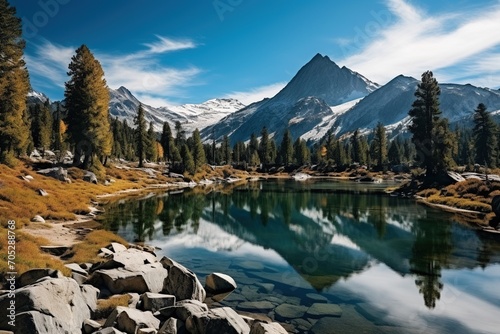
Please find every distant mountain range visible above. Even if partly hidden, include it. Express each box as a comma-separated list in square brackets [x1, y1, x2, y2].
[108, 86, 245, 133]
[202, 54, 500, 144]
[29, 53, 500, 143]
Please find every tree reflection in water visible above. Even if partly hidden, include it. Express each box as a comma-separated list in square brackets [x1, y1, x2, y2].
[100, 180, 500, 310]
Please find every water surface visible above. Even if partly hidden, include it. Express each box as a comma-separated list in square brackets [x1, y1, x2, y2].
[101, 179, 500, 334]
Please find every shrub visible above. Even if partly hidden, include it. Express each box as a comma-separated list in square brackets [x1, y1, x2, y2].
[427, 196, 491, 213]
[417, 188, 440, 198]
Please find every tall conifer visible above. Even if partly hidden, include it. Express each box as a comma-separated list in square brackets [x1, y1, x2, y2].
[0, 0, 30, 164]
[65, 45, 112, 168]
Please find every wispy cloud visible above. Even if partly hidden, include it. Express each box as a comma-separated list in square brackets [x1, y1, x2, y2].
[225, 82, 287, 105]
[339, 0, 500, 88]
[26, 36, 201, 107]
[144, 35, 196, 54]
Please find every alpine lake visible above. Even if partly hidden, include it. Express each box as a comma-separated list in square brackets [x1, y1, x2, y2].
[99, 179, 500, 334]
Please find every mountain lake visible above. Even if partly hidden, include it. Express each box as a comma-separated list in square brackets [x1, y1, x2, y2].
[99, 179, 500, 334]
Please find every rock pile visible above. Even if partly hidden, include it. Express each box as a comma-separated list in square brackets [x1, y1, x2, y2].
[0, 243, 288, 334]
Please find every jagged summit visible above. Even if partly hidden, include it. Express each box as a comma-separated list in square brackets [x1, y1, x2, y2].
[272, 53, 379, 106]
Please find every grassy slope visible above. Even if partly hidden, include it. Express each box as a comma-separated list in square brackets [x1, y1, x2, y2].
[0, 159, 254, 277]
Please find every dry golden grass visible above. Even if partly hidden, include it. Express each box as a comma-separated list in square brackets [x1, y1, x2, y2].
[67, 230, 128, 264]
[95, 294, 131, 319]
[0, 228, 71, 276]
[426, 195, 492, 213]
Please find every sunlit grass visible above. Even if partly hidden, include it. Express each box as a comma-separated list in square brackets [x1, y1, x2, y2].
[0, 228, 71, 276]
[95, 294, 132, 319]
[67, 230, 128, 264]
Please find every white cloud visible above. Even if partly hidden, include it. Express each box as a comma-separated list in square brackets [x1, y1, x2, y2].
[144, 35, 196, 54]
[339, 0, 500, 87]
[225, 82, 287, 105]
[26, 36, 200, 104]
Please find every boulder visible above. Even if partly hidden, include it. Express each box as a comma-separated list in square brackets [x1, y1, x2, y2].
[95, 248, 157, 271]
[88, 263, 168, 294]
[37, 188, 49, 196]
[72, 272, 88, 286]
[17, 268, 63, 288]
[205, 273, 237, 301]
[158, 317, 178, 334]
[160, 257, 206, 302]
[186, 307, 250, 334]
[137, 329, 158, 334]
[31, 215, 45, 223]
[237, 301, 275, 313]
[3, 311, 68, 333]
[83, 319, 102, 334]
[84, 171, 98, 184]
[105, 307, 160, 334]
[95, 328, 126, 334]
[37, 167, 69, 182]
[156, 299, 209, 322]
[0, 277, 91, 333]
[81, 284, 100, 313]
[108, 242, 128, 253]
[40, 245, 69, 256]
[140, 292, 176, 312]
[65, 263, 89, 276]
[250, 322, 288, 334]
[492, 195, 500, 217]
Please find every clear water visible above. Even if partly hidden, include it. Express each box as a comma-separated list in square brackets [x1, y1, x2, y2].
[100, 179, 500, 334]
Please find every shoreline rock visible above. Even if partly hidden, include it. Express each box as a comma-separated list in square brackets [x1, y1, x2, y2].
[0, 243, 289, 334]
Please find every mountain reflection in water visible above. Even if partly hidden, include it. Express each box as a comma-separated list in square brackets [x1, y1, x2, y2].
[101, 179, 500, 333]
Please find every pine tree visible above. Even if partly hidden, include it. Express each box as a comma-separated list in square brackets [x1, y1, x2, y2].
[388, 140, 402, 166]
[249, 133, 259, 161]
[371, 123, 388, 170]
[0, 0, 30, 164]
[221, 135, 231, 165]
[160, 122, 173, 162]
[146, 122, 158, 162]
[278, 130, 294, 166]
[350, 129, 364, 164]
[29, 101, 53, 157]
[134, 104, 147, 167]
[473, 103, 497, 167]
[408, 71, 453, 176]
[181, 144, 195, 174]
[192, 128, 206, 170]
[174, 121, 185, 147]
[258, 127, 272, 166]
[65, 44, 112, 168]
[294, 137, 310, 166]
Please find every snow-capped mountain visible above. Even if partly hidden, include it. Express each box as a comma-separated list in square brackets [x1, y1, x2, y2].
[202, 52, 500, 144]
[108, 86, 245, 133]
[27, 90, 49, 104]
[201, 53, 380, 143]
[330, 75, 500, 137]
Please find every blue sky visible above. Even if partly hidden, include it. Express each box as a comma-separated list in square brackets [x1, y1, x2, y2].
[11, 0, 500, 106]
